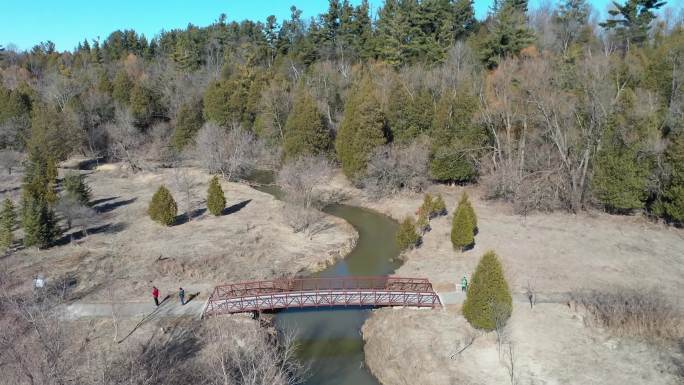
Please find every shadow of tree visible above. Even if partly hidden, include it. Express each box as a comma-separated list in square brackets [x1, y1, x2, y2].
[174, 208, 208, 225]
[95, 197, 137, 213]
[53, 222, 128, 246]
[90, 196, 119, 206]
[223, 199, 252, 215]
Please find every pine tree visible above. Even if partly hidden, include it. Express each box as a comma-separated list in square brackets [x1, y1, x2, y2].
[459, 192, 478, 231]
[660, 133, 684, 224]
[387, 85, 433, 143]
[173, 100, 204, 150]
[0, 198, 16, 250]
[599, 0, 666, 48]
[283, 88, 331, 158]
[432, 194, 447, 217]
[111, 70, 133, 105]
[462, 250, 512, 330]
[479, 0, 535, 68]
[451, 197, 475, 250]
[207, 176, 226, 216]
[396, 216, 420, 250]
[335, 76, 387, 180]
[419, 193, 434, 218]
[148, 185, 178, 226]
[416, 210, 430, 234]
[62, 171, 92, 205]
[22, 196, 58, 249]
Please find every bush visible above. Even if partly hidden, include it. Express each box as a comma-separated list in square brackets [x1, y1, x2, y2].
[416, 210, 430, 234]
[569, 288, 681, 342]
[396, 216, 420, 251]
[0, 198, 16, 250]
[62, 171, 92, 205]
[462, 251, 512, 330]
[432, 194, 447, 216]
[148, 185, 178, 226]
[207, 176, 226, 216]
[419, 193, 434, 218]
[22, 197, 58, 248]
[459, 192, 477, 231]
[362, 141, 429, 197]
[451, 199, 474, 250]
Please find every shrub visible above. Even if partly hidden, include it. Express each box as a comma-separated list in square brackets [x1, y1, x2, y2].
[416, 210, 430, 234]
[451, 201, 474, 250]
[462, 251, 512, 330]
[362, 141, 429, 197]
[396, 216, 420, 251]
[207, 176, 226, 216]
[420, 193, 434, 218]
[62, 171, 92, 205]
[148, 185, 178, 226]
[432, 194, 447, 216]
[0, 198, 16, 250]
[569, 288, 681, 342]
[459, 192, 477, 231]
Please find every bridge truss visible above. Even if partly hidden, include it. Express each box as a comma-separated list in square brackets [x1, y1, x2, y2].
[203, 276, 441, 317]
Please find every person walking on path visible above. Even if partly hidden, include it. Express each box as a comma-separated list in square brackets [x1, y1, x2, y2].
[179, 287, 185, 305]
[152, 286, 160, 306]
[460, 275, 468, 292]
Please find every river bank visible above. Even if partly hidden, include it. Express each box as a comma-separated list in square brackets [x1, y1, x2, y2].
[325, 173, 684, 385]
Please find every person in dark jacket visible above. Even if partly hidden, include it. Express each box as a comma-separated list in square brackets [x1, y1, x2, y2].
[179, 287, 185, 305]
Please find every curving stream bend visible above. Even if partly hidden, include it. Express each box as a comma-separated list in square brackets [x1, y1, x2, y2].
[252, 172, 402, 385]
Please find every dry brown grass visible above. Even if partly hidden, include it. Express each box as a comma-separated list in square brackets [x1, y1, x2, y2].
[570, 288, 683, 342]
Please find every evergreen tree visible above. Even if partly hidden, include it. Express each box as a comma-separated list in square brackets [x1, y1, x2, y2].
[173, 100, 204, 150]
[62, 171, 92, 205]
[451, 196, 475, 250]
[600, 0, 666, 48]
[335, 76, 387, 180]
[396, 216, 420, 250]
[111, 70, 133, 105]
[207, 176, 226, 216]
[460, 192, 478, 231]
[659, 133, 684, 224]
[554, 0, 591, 49]
[0, 198, 16, 250]
[430, 91, 483, 183]
[479, 0, 535, 68]
[148, 185, 178, 226]
[419, 193, 434, 218]
[416, 210, 430, 234]
[22, 196, 58, 249]
[387, 85, 433, 143]
[283, 88, 332, 158]
[462, 250, 512, 330]
[129, 83, 162, 127]
[432, 194, 447, 216]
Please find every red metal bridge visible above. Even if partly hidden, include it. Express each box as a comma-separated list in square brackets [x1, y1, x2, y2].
[203, 276, 441, 317]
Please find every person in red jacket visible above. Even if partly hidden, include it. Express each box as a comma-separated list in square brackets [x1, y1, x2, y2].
[152, 286, 160, 306]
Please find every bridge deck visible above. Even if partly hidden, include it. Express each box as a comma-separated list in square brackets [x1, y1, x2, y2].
[204, 276, 441, 317]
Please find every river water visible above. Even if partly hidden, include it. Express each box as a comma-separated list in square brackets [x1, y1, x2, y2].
[252, 173, 401, 385]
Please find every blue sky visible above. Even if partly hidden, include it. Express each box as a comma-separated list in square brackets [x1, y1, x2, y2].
[0, 0, 629, 51]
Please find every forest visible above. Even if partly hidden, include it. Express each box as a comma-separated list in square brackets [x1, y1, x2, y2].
[1, 0, 683, 248]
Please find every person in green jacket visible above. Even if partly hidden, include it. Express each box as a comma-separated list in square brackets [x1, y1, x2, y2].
[460, 275, 468, 292]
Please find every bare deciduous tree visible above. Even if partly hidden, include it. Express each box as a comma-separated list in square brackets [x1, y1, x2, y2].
[195, 123, 259, 181]
[203, 320, 307, 385]
[105, 108, 147, 172]
[277, 155, 334, 233]
[173, 167, 198, 221]
[362, 141, 429, 198]
[0, 149, 23, 175]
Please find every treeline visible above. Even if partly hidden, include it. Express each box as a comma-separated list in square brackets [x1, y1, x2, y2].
[0, 0, 683, 225]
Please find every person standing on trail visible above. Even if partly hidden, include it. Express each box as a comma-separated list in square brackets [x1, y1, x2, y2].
[461, 275, 468, 292]
[179, 287, 185, 305]
[152, 286, 160, 306]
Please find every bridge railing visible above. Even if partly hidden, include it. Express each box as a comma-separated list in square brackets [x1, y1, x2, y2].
[203, 276, 440, 317]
